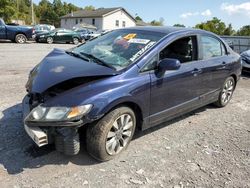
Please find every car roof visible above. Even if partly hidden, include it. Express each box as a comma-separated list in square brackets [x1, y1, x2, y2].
[123, 26, 208, 35]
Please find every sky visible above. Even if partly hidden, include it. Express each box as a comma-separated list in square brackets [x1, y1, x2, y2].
[33, 0, 250, 30]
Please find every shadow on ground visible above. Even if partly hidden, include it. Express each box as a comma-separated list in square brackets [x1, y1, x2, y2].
[0, 102, 215, 175]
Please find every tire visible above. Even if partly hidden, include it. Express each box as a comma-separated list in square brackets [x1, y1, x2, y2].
[47, 37, 53, 44]
[63, 133, 80, 156]
[73, 37, 79, 45]
[15, 34, 27, 43]
[55, 135, 64, 153]
[214, 76, 235, 107]
[86, 107, 136, 161]
[55, 131, 80, 156]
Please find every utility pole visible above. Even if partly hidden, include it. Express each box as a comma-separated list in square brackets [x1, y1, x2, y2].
[31, 0, 35, 25]
[16, 0, 19, 22]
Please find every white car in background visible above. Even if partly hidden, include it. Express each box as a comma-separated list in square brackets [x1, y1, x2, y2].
[240, 50, 250, 71]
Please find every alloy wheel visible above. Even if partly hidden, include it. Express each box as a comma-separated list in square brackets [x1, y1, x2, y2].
[47, 37, 53, 44]
[106, 114, 134, 155]
[221, 79, 234, 104]
[16, 35, 26, 43]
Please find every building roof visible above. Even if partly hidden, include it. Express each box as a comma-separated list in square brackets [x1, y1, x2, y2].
[136, 20, 149, 26]
[61, 7, 136, 22]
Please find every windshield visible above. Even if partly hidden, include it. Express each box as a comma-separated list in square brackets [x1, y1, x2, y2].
[73, 29, 165, 70]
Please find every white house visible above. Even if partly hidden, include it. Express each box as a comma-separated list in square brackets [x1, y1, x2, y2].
[60, 7, 136, 30]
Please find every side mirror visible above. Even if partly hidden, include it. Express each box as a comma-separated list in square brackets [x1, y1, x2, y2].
[158, 58, 181, 72]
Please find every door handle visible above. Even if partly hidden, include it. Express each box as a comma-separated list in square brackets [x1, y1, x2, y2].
[191, 68, 202, 75]
[217, 62, 227, 70]
[221, 62, 226, 69]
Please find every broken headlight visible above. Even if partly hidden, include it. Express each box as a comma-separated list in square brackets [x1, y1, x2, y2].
[26, 104, 93, 121]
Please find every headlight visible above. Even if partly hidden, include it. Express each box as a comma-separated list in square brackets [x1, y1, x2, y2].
[27, 104, 93, 121]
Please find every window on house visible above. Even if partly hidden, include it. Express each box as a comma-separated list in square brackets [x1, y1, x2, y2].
[92, 19, 95, 25]
[122, 21, 126, 27]
[115, 20, 119, 27]
[65, 19, 67, 24]
[80, 18, 82, 23]
[75, 19, 78, 24]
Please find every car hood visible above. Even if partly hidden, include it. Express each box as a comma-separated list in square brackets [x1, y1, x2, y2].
[26, 48, 118, 93]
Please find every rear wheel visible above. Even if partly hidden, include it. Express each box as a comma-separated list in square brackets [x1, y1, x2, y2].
[214, 76, 235, 107]
[86, 107, 136, 161]
[15, 34, 27, 43]
[47, 37, 53, 44]
[73, 37, 79, 45]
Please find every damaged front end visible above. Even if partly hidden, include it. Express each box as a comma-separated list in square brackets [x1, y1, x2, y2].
[22, 76, 109, 148]
[22, 48, 118, 153]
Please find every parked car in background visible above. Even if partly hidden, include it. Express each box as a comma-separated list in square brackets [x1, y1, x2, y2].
[0, 18, 34, 43]
[74, 28, 93, 41]
[34, 24, 55, 35]
[23, 26, 241, 161]
[35, 28, 82, 44]
[240, 50, 250, 72]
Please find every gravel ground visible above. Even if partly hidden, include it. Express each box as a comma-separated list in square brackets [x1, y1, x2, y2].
[0, 41, 249, 188]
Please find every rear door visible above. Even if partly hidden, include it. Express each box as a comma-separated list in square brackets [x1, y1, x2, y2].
[198, 35, 230, 100]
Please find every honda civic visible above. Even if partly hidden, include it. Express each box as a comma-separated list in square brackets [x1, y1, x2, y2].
[22, 26, 242, 161]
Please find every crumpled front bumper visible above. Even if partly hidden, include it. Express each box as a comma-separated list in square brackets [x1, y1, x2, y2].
[22, 95, 48, 147]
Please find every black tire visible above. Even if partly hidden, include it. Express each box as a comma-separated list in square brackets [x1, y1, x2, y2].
[86, 107, 136, 161]
[55, 135, 64, 153]
[47, 37, 53, 44]
[55, 132, 80, 155]
[73, 37, 79, 45]
[214, 76, 235, 107]
[15, 34, 27, 43]
[63, 133, 80, 156]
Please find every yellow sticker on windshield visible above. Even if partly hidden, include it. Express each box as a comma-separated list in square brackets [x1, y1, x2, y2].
[123, 33, 137, 40]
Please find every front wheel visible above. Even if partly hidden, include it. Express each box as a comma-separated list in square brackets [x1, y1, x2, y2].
[73, 37, 79, 45]
[47, 37, 53, 44]
[214, 76, 235, 107]
[86, 107, 136, 161]
[15, 34, 27, 43]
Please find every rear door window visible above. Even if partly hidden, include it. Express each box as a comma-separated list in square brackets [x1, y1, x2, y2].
[201, 36, 225, 59]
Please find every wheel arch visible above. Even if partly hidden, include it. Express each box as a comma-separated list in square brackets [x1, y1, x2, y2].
[15, 32, 27, 39]
[230, 74, 238, 86]
[99, 100, 144, 131]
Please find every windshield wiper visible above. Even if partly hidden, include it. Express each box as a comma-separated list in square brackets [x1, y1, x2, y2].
[80, 52, 115, 70]
[65, 51, 89, 62]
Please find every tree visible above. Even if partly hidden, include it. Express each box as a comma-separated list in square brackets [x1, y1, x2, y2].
[0, 0, 17, 23]
[173, 24, 185, 27]
[237, 25, 250, 36]
[223, 23, 235, 36]
[135, 15, 142, 21]
[84, 5, 95, 11]
[195, 17, 226, 35]
[150, 17, 164, 26]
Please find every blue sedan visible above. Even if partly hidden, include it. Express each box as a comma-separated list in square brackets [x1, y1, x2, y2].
[22, 26, 241, 161]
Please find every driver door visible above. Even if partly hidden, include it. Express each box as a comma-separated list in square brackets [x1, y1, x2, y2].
[149, 35, 204, 126]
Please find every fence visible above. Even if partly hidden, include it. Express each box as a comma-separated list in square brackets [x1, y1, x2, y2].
[221, 36, 250, 54]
